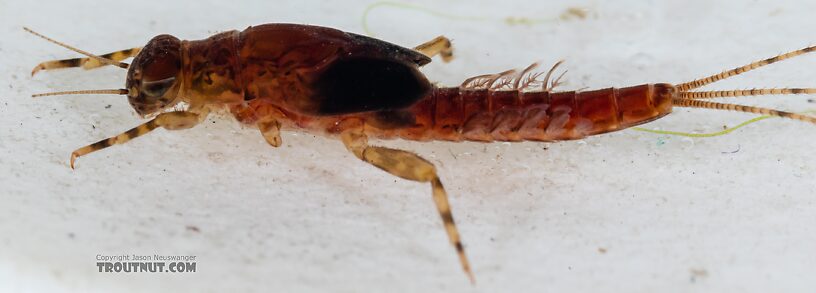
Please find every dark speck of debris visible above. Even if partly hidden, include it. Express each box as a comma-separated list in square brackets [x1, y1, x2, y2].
[689, 268, 709, 283]
[67, 232, 75, 239]
[598, 247, 607, 254]
[186, 225, 200, 233]
[105, 104, 112, 109]
[721, 144, 740, 154]
[809, 99, 815, 103]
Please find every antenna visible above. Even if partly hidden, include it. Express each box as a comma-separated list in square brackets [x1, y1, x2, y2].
[32, 89, 129, 98]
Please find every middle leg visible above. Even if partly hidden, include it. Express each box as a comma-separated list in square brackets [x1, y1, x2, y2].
[414, 36, 454, 62]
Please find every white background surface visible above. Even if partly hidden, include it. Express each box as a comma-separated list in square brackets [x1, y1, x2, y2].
[2, 0, 816, 292]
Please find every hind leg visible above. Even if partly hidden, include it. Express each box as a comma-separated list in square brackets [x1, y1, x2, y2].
[339, 122, 474, 283]
[414, 36, 453, 62]
[31, 47, 141, 76]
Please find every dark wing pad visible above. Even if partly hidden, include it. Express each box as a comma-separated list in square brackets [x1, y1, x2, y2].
[313, 57, 431, 115]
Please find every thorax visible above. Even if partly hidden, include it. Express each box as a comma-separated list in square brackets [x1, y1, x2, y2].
[180, 30, 244, 108]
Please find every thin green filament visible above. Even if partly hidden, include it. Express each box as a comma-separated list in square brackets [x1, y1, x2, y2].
[632, 109, 816, 137]
[362, 1, 557, 36]
[631, 116, 772, 138]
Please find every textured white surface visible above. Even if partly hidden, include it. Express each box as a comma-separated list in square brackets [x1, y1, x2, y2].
[2, 0, 816, 292]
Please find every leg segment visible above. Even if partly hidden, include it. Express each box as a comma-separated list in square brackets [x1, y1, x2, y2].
[70, 110, 205, 168]
[413, 36, 453, 62]
[340, 125, 474, 283]
[32, 47, 141, 76]
[257, 119, 282, 147]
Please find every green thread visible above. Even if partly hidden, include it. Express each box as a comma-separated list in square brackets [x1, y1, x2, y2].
[362, 2, 487, 36]
[631, 116, 773, 138]
[361, 1, 556, 36]
[632, 109, 816, 137]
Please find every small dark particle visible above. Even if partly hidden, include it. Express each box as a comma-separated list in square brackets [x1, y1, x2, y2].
[186, 225, 200, 233]
[808, 99, 815, 103]
[721, 144, 740, 154]
[689, 268, 709, 283]
[67, 232, 75, 239]
[105, 104, 112, 109]
[559, 7, 589, 20]
[598, 247, 607, 254]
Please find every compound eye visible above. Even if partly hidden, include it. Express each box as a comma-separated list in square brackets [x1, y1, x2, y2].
[141, 76, 176, 97]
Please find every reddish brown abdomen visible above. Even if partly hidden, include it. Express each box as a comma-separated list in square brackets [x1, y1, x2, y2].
[386, 84, 675, 142]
